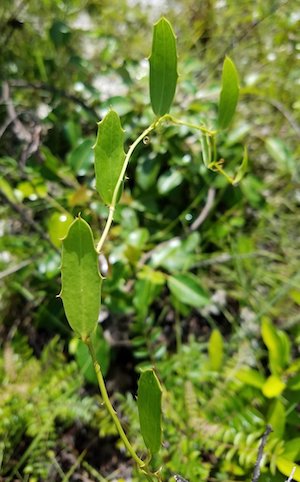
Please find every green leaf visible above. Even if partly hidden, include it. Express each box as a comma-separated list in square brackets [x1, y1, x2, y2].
[218, 56, 239, 129]
[261, 318, 288, 374]
[67, 139, 94, 176]
[93, 110, 126, 206]
[167, 273, 209, 308]
[136, 156, 160, 190]
[208, 329, 223, 371]
[288, 373, 300, 391]
[60, 217, 102, 338]
[262, 374, 286, 398]
[235, 368, 265, 389]
[151, 233, 200, 273]
[267, 399, 286, 438]
[265, 137, 295, 174]
[0, 177, 18, 202]
[276, 458, 300, 482]
[200, 133, 212, 168]
[149, 17, 178, 116]
[283, 438, 300, 461]
[157, 168, 183, 195]
[137, 369, 162, 455]
[48, 211, 73, 248]
[133, 278, 163, 322]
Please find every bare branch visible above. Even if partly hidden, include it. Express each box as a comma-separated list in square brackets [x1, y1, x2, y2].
[252, 425, 273, 482]
[190, 187, 215, 231]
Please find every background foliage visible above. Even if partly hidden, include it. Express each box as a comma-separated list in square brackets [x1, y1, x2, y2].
[0, 0, 299, 480]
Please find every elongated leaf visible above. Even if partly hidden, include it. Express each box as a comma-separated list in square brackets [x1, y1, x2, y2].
[137, 369, 162, 455]
[149, 17, 178, 116]
[200, 133, 212, 168]
[60, 217, 102, 338]
[94, 110, 125, 206]
[235, 368, 265, 389]
[267, 399, 285, 438]
[208, 329, 223, 371]
[261, 318, 287, 374]
[168, 273, 209, 308]
[276, 458, 300, 482]
[218, 56, 239, 129]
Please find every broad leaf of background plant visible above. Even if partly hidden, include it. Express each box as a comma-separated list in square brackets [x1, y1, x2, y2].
[149, 17, 178, 116]
[60, 217, 102, 338]
[48, 211, 73, 248]
[137, 369, 162, 455]
[94, 110, 125, 205]
[218, 56, 239, 129]
[168, 273, 209, 308]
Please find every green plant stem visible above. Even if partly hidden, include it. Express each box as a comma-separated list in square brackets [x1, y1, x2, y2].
[86, 337, 156, 480]
[166, 114, 216, 136]
[96, 205, 115, 254]
[210, 163, 234, 184]
[96, 114, 216, 255]
[96, 122, 157, 254]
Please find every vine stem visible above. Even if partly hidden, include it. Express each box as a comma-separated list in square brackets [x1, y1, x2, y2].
[165, 114, 216, 136]
[86, 337, 157, 481]
[96, 121, 157, 254]
[95, 114, 216, 254]
[86, 337, 144, 467]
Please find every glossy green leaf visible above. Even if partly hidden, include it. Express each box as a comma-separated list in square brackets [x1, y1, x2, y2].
[276, 458, 300, 482]
[151, 233, 200, 272]
[208, 329, 223, 371]
[157, 168, 183, 195]
[93, 110, 126, 206]
[262, 374, 286, 398]
[48, 211, 73, 248]
[218, 56, 239, 129]
[168, 273, 209, 308]
[60, 217, 102, 338]
[137, 368, 162, 455]
[149, 17, 178, 116]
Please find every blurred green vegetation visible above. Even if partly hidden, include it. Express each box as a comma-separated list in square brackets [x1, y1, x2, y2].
[0, 0, 299, 481]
